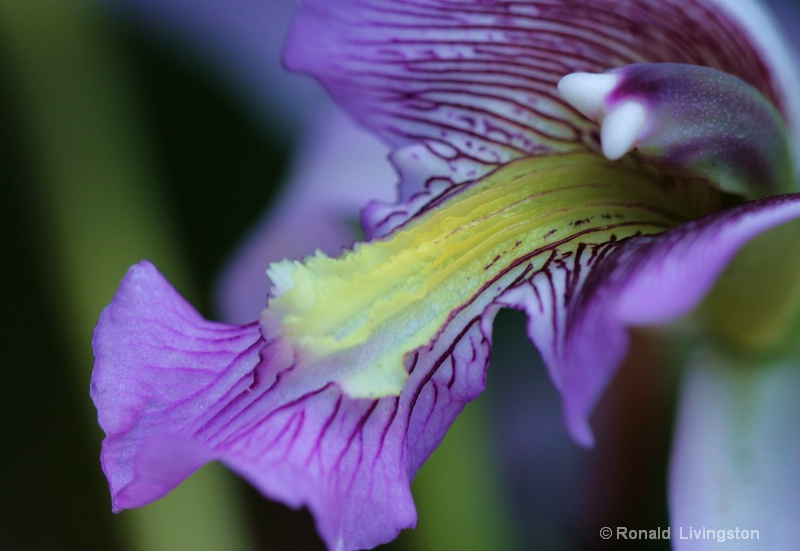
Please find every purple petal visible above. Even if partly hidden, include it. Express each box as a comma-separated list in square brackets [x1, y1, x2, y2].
[91, 261, 264, 511]
[507, 193, 800, 446]
[93, 180, 800, 549]
[92, 261, 497, 550]
[95, 152, 680, 548]
[286, 0, 799, 237]
[669, 357, 800, 550]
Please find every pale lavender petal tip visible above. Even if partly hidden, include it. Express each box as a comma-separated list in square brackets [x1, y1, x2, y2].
[90, 261, 264, 512]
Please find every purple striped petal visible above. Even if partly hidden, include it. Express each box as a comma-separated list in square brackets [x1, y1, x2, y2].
[92, 152, 691, 549]
[92, 261, 494, 550]
[511, 193, 800, 446]
[286, 0, 799, 237]
[92, 182, 800, 550]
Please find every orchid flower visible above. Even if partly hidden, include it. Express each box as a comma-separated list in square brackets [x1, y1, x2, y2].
[92, 0, 800, 550]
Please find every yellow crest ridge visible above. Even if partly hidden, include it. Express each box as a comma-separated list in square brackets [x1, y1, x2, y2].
[265, 152, 702, 398]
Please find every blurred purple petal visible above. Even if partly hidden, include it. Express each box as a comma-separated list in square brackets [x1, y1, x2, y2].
[100, 0, 401, 327]
[669, 356, 800, 550]
[216, 107, 395, 324]
[102, 0, 325, 136]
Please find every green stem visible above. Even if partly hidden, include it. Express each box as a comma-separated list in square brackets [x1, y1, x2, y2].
[0, 2, 251, 550]
[405, 393, 521, 551]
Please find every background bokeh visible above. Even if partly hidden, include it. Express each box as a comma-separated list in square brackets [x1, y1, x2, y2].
[2, 1, 799, 550]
